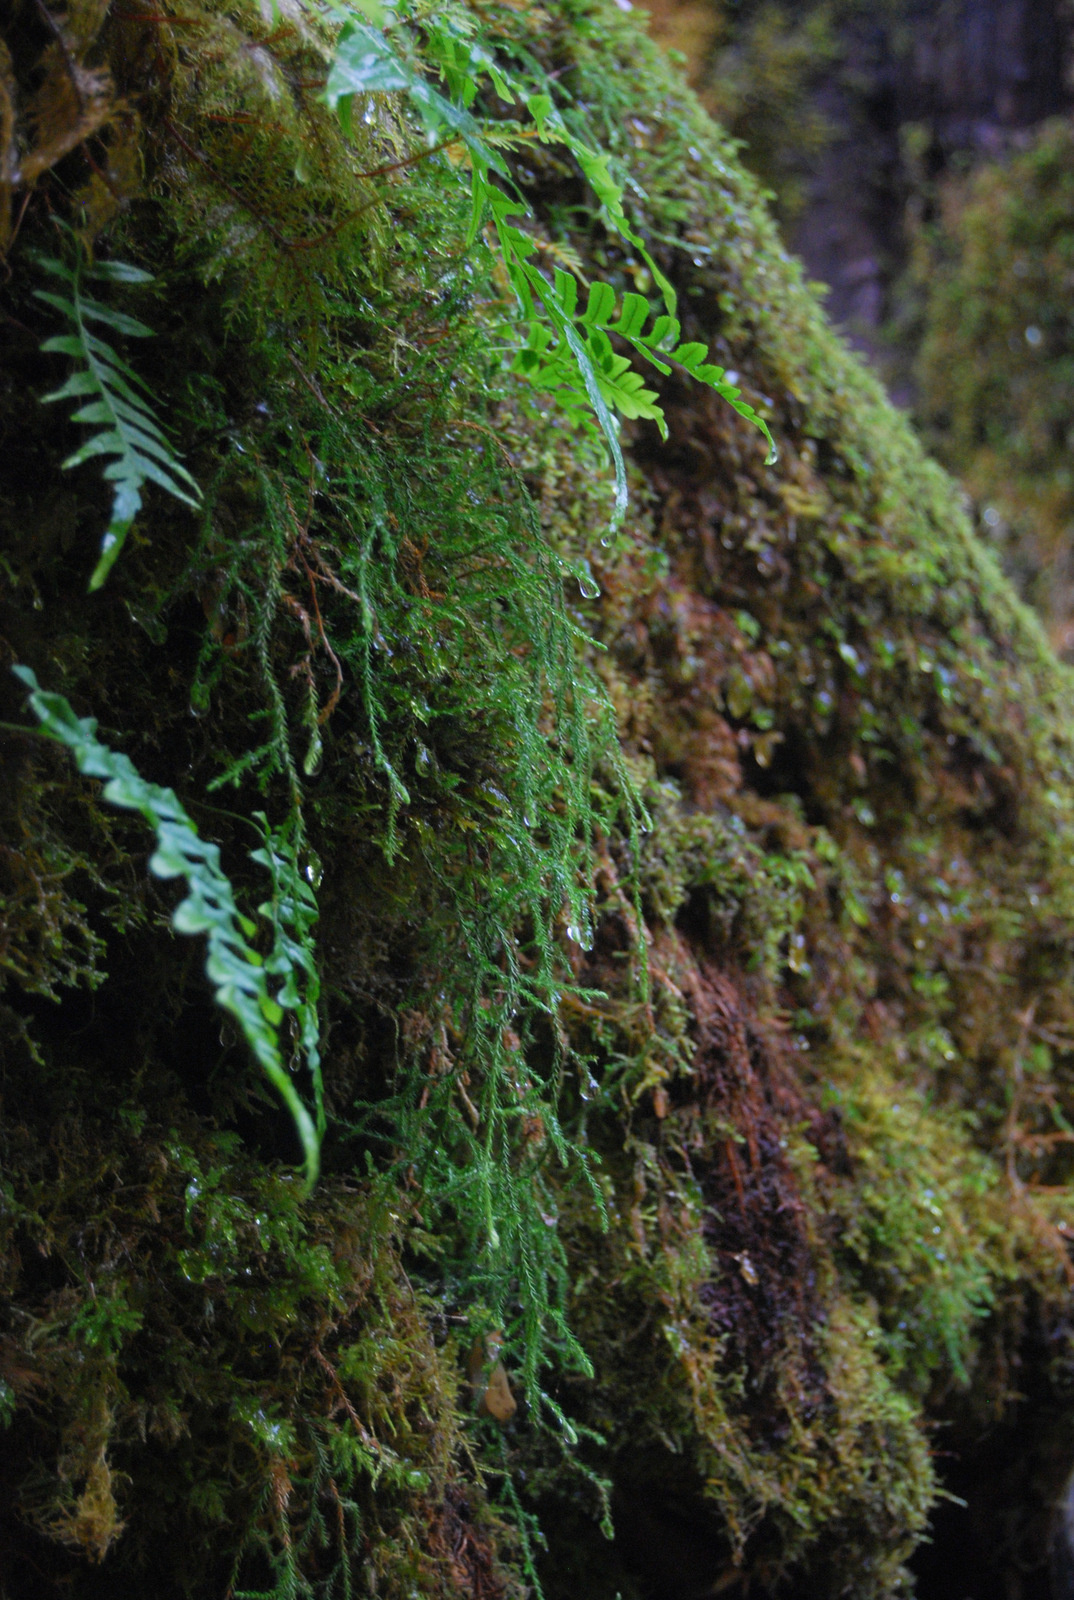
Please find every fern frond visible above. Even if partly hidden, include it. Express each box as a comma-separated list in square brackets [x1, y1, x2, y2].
[324, 18, 504, 173]
[35, 252, 201, 591]
[321, 10, 776, 525]
[14, 667, 323, 1192]
[518, 277, 778, 455]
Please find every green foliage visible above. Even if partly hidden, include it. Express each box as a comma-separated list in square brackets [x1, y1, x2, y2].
[0, 1100, 512, 1597]
[249, 415, 635, 1407]
[829, 1066, 1004, 1393]
[14, 667, 324, 1190]
[323, 4, 775, 522]
[175, 372, 636, 1407]
[637, 786, 816, 980]
[35, 250, 201, 591]
[0, 789, 115, 1001]
[512, 272, 776, 452]
[7, 0, 1074, 1595]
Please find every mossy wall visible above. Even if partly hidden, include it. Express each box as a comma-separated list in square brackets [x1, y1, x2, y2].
[4, 3, 1074, 1598]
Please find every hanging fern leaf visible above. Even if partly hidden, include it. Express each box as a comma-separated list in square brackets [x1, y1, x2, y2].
[34, 252, 201, 591]
[324, 16, 505, 171]
[13, 667, 324, 1192]
[516, 276, 778, 457]
[322, 8, 777, 528]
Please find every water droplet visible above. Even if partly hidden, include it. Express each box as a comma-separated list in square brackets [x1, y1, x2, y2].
[576, 559, 601, 599]
[303, 728, 323, 777]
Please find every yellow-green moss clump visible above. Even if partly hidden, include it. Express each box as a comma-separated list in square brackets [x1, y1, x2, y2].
[3, 3, 1074, 1598]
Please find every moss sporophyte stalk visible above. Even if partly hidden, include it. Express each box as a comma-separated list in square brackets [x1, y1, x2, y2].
[4, 1, 1074, 1597]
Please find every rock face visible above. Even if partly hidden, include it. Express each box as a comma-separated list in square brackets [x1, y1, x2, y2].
[897, 0, 1068, 132]
[3, 3, 1074, 1599]
[791, 0, 1072, 333]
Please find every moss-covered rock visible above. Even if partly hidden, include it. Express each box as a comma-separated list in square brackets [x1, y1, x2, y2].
[3, 3, 1074, 1597]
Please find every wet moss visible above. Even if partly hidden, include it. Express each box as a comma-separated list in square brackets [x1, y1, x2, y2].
[3, 1, 1074, 1597]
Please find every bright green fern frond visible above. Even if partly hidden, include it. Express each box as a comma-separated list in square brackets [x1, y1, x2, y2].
[321, 6, 777, 529]
[324, 15, 506, 173]
[35, 252, 201, 591]
[522, 278, 778, 454]
[13, 667, 323, 1191]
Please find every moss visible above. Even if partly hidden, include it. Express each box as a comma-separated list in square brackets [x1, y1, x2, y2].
[4, 0, 1074, 1596]
[914, 117, 1074, 652]
[0, 1087, 520, 1598]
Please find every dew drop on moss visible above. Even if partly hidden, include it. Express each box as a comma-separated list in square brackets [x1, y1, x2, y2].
[576, 560, 601, 598]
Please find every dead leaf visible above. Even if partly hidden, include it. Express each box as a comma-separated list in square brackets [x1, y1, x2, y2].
[482, 1361, 517, 1422]
[468, 1331, 517, 1423]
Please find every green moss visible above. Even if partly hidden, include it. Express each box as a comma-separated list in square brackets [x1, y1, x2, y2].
[0, 1092, 520, 1597]
[4, 1, 1074, 1596]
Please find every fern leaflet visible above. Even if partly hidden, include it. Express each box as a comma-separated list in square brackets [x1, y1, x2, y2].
[35, 252, 201, 591]
[14, 667, 324, 1191]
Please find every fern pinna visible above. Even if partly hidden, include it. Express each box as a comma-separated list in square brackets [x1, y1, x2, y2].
[35, 251, 200, 590]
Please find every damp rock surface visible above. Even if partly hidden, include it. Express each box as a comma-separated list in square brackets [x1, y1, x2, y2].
[2, 3, 1074, 1598]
